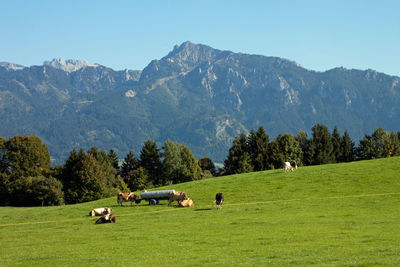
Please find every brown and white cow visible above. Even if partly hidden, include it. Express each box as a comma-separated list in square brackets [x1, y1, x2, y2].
[179, 198, 194, 207]
[117, 192, 137, 206]
[89, 207, 112, 216]
[284, 160, 297, 170]
[95, 214, 116, 224]
[168, 191, 189, 205]
[283, 165, 294, 172]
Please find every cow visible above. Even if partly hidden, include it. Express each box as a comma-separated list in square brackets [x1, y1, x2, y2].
[117, 192, 137, 206]
[179, 198, 194, 207]
[284, 160, 298, 170]
[95, 214, 116, 224]
[89, 207, 112, 217]
[168, 191, 189, 205]
[283, 165, 294, 172]
[216, 193, 224, 209]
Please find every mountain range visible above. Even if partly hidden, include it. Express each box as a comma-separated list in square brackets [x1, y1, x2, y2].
[1, 41, 399, 164]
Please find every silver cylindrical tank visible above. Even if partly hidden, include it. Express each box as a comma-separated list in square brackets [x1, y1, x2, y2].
[140, 189, 175, 199]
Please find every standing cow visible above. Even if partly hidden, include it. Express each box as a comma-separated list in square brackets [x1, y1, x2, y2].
[168, 191, 189, 205]
[284, 160, 297, 171]
[117, 192, 137, 206]
[216, 193, 224, 209]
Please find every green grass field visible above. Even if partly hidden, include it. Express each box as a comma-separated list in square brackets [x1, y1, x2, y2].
[1, 157, 400, 266]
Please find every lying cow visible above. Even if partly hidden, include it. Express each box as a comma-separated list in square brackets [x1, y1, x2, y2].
[216, 193, 224, 209]
[89, 207, 112, 217]
[117, 192, 137, 206]
[168, 191, 189, 205]
[179, 198, 194, 207]
[95, 214, 116, 224]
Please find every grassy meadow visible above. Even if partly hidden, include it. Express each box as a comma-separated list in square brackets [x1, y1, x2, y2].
[1, 157, 400, 266]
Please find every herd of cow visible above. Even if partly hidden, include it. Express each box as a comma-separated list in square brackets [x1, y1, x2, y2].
[91, 160, 297, 224]
[90, 191, 224, 224]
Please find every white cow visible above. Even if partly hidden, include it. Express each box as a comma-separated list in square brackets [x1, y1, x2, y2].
[89, 207, 112, 216]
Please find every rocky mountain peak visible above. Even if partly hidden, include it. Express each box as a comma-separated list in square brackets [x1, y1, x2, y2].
[163, 41, 225, 68]
[0, 62, 26, 71]
[43, 58, 99, 73]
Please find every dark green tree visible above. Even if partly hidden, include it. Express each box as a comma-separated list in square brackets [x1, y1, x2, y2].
[9, 175, 64, 206]
[140, 140, 162, 186]
[2, 135, 50, 179]
[180, 146, 202, 182]
[0, 137, 7, 174]
[389, 132, 400, 157]
[339, 130, 354, 162]
[276, 133, 303, 166]
[248, 126, 270, 171]
[108, 149, 120, 173]
[120, 151, 139, 188]
[267, 139, 284, 169]
[198, 156, 216, 176]
[125, 166, 152, 191]
[162, 140, 201, 184]
[311, 124, 334, 165]
[296, 130, 314, 166]
[224, 134, 253, 175]
[64, 153, 110, 203]
[356, 134, 375, 160]
[331, 126, 342, 163]
[62, 147, 122, 204]
[357, 128, 396, 159]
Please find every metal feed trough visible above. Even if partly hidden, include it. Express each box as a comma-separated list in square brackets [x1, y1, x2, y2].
[138, 189, 175, 205]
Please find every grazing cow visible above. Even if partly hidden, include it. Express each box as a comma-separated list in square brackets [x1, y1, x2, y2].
[290, 160, 298, 169]
[284, 160, 298, 170]
[95, 214, 116, 224]
[89, 207, 112, 217]
[283, 165, 294, 172]
[168, 191, 189, 205]
[216, 193, 224, 209]
[179, 198, 194, 207]
[117, 192, 137, 206]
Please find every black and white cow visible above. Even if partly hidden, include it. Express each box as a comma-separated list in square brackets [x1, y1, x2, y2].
[216, 193, 224, 209]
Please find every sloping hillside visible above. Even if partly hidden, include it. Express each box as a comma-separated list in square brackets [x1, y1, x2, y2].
[1, 157, 399, 266]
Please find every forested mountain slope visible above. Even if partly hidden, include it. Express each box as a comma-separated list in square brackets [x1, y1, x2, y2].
[1, 42, 399, 164]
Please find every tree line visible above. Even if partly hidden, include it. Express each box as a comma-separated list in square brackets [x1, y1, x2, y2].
[1, 124, 399, 206]
[224, 124, 400, 175]
[0, 137, 214, 206]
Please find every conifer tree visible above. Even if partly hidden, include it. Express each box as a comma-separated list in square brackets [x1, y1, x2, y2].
[296, 130, 313, 166]
[224, 133, 252, 175]
[311, 124, 334, 165]
[276, 133, 302, 165]
[140, 140, 162, 186]
[248, 126, 270, 171]
[198, 156, 216, 176]
[267, 139, 284, 169]
[331, 126, 342, 163]
[339, 130, 354, 162]
[108, 149, 120, 173]
[120, 151, 139, 189]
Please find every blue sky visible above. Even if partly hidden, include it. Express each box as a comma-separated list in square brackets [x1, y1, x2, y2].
[1, 0, 399, 76]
